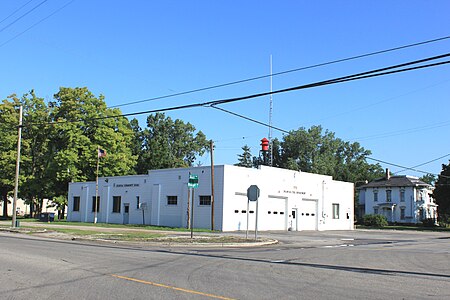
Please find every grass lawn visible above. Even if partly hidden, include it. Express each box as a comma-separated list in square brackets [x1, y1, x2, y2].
[357, 225, 450, 232]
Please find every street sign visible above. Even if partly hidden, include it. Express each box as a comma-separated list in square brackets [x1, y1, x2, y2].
[188, 174, 199, 188]
[247, 185, 260, 201]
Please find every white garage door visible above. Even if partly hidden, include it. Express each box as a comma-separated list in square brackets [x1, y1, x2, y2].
[260, 196, 287, 230]
[299, 199, 318, 230]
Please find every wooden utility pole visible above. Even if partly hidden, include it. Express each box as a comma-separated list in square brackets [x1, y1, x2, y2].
[12, 106, 23, 228]
[210, 140, 215, 230]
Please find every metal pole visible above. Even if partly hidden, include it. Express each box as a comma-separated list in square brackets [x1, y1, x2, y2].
[187, 173, 191, 229]
[210, 140, 215, 230]
[191, 188, 195, 239]
[12, 106, 23, 228]
[255, 199, 259, 241]
[94, 147, 99, 224]
[246, 199, 249, 239]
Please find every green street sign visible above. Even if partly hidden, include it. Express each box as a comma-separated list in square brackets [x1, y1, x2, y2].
[188, 174, 199, 188]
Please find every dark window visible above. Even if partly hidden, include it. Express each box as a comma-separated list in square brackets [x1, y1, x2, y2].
[311, 213, 315, 216]
[167, 196, 177, 205]
[241, 210, 246, 213]
[92, 196, 100, 212]
[306, 213, 310, 216]
[234, 210, 239, 213]
[268, 211, 272, 214]
[113, 196, 121, 213]
[332, 203, 340, 219]
[199, 195, 211, 206]
[292, 211, 296, 218]
[249, 210, 254, 214]
[73, 196, 80, 212]
[273, 211, 278, 214]
[280, 212, 284, 215]
[136, 196, 140, 209]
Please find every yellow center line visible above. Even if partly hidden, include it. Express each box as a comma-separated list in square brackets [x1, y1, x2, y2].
[111, 274, 236, 300]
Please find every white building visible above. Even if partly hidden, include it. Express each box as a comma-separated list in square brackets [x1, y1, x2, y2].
[67, 165, 354, 231]
[358, 170, 437, 224]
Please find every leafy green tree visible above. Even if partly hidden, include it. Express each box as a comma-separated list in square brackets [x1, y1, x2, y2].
[235, 145, 253, 168]
[434, 161, 450, 223]
[47, 87, 137, 198]
[420, 174, 436, 185]
[135, 113, 209, 173]
[0, 96, 22, 217]
[19, 91, 51, 216]
[279, 125, 383, 182]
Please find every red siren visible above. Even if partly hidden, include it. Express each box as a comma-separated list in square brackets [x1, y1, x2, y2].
[261, 137, 269, 151]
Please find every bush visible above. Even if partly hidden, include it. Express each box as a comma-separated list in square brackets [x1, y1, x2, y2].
[422, 218, 437, 227]
[363, 214, 388, 227]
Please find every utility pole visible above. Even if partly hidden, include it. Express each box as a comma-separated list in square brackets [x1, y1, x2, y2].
[12, 106, 23, 228]
[210, 140, 215, 230]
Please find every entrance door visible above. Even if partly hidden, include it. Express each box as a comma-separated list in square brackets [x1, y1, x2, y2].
[299, 199, 318, 230]
[289, 208, 298, 231]
[123, 203, 130, 224]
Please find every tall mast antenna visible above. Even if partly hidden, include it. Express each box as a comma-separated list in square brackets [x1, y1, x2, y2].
[268, 55, 273, 166]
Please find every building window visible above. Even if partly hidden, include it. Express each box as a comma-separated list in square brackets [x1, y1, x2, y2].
[373, 190, 378, 202]
[73, 196, 80, 212]
[136, 196, 140, 209]
[113, 196, 121, 213]
[332, 203, 340, 219]
[199, 195, 211, 206]
[400, 207, 405, 220]
[400, 189, 405, 202]
[167, 196, 178, 205]
[386, 190, 392, 202]
[92, 196, 100, 212]
[374, 207, 378, 214]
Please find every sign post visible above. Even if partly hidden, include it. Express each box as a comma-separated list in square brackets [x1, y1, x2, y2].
[246, 185, 260, 240]
[188, 174, 199, 238]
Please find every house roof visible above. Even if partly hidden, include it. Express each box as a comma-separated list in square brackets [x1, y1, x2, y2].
[359, 175, 431, 189]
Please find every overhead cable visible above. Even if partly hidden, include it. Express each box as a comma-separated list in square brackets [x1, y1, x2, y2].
[109, 35, 450, 109]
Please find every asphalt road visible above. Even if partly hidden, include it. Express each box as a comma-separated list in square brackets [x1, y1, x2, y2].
[1, 230, 449, 299]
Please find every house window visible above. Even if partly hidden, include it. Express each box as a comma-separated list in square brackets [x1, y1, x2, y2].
[400, 207, 405, 220]
[136, 196, 140, 209]
[332, 203, 340, 219]
[374, 207, 378, 214]
[400, 189, 405, 202]
[113, 196, 121, 213]
[73, 196, 80, 212]
[386, 190, 392, 202]
[92, 196, 100, 212]
[199, 195, 211, 206]
[373, 190, 378, 202]
[167, 196, 178, 205]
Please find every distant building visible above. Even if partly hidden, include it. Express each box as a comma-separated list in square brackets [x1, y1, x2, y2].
[67, 165, 355, 231]
[358, 169, 437, 224]
[0, 198, 64, 218]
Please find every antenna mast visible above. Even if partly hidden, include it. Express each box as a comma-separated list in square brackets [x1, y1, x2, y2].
[268, 55, 273, 166]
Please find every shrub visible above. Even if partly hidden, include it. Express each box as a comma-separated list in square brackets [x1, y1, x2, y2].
[363, 214, 388, 227]
[422, 218, 437, 227]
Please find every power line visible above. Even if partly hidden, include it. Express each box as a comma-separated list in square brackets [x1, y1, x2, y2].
[366, 157, 450, 178]
[108, 35, 450, 109]
[0, 0, 35, 25]
[393, 154, 450, 175]
[0, 0, 48, 34]
[20, 52, 450, 128]
[0, 0, 75, 48]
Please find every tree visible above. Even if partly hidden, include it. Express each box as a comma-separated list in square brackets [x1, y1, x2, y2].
[279, 125, 384, 182]
[434, 161, 450, 223]
[420, 174, 436, 185]
[0, 96, 21, 217]
[46, 87, 137, 199]
[235, 145, 253, 168]
[135, 113, 209, 173]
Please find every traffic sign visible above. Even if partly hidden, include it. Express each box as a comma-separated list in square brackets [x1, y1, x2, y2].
[247, 185, 260, 201]
[188, 174, 199, 188]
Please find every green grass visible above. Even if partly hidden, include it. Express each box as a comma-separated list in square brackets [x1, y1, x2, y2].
[49, 220, 215, 232]
[357, 225, 450, 232]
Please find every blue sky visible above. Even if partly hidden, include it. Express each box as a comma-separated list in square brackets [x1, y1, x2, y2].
[1, 0, 449, 179]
